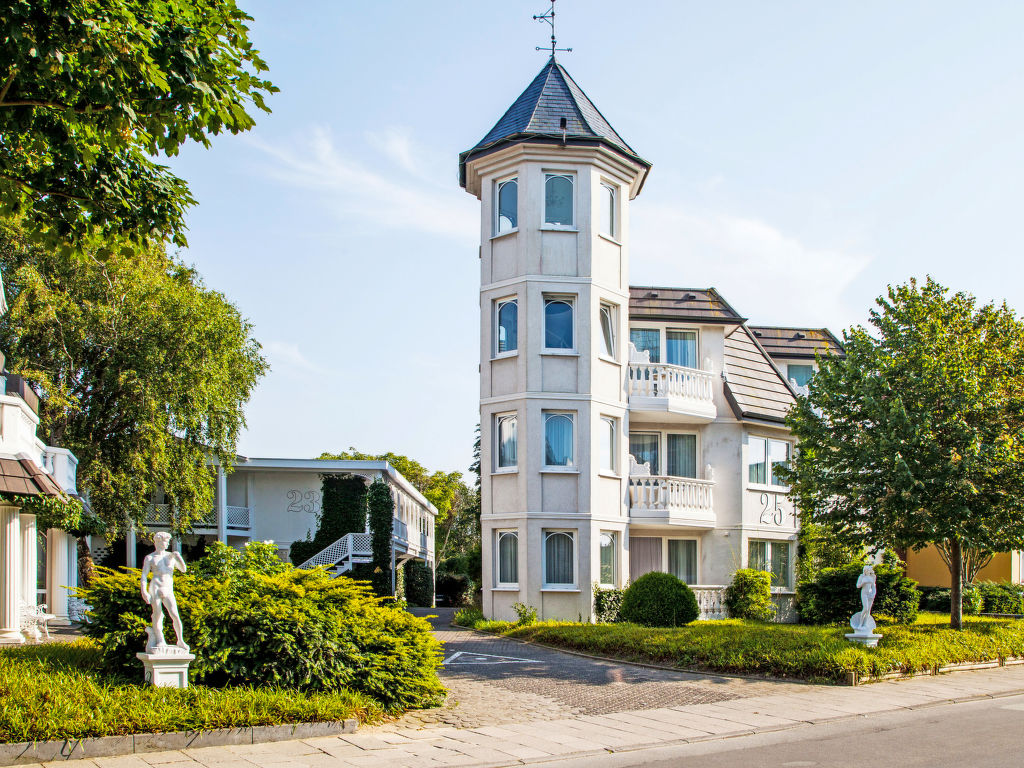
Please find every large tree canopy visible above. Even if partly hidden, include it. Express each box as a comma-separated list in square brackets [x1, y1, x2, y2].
[783, 277, 1024, 628]
[0, 220, 267, 533]
[0, 0, 275, 248]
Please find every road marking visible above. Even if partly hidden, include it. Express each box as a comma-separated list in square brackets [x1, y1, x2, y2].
[443, 651, 542, 665]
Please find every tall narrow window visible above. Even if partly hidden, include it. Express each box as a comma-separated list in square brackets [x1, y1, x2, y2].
[496, 414, 517, 470]
[600, 416, 617, 473]
[599, 532, 616, 586]
[544, 297, 574, 349]
[496, 531, 518, 586]
[600, 182, 616, 238]
[629, 328, 661, 362]
[668, 539, 697, 584]
[496, 178, 518, 233]
[544, 173, 574, 226]
[666, 330, 698, 368]
[544, 412, 574, 467]
[667, 434, 697, 478]
[544, 530, 575, 586]
[599, 303, 615, 357]
[769, 439, 791, 487]
[629, 433, 659, 474]
[748, 437, 768, 485]
[496, 298, 518, 354]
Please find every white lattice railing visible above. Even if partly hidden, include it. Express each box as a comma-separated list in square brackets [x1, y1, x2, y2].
[628, 362, 714, 402]
[299, 531, 374, 571]
[226, 505, 251, 529]
[628, 476, 714, 514]
[143, 503, 172, 526]
[690, 585, 728, 620]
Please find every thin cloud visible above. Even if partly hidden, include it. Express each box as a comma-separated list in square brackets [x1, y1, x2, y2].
[263, 341, 328, 376]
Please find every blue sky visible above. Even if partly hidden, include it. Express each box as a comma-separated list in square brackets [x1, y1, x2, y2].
[169, 1, 1024, 476]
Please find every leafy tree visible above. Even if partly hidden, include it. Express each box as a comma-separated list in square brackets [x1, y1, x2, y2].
[783, 277, 1024, 629]
[0, 220, 267, 535]
[0, 0, 275, 249]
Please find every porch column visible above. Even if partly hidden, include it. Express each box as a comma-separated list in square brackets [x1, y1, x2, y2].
[19, 513, 37, 607]
[125, 524, 137, 568]
[0, 503, 23, 643]
[216, 464, 227, 543]
[46, 528, 72, 625]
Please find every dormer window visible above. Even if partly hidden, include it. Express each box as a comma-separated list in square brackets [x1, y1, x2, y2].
[544, 173, 574, 227]
[495, 177, 518, 234]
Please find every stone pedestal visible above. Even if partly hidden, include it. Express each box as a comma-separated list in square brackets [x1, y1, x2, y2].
[137, 648, 195, 688]
[845, 632, 883, 648]
[0, 504, 23, 643]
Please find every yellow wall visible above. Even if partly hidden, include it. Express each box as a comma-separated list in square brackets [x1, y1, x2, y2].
[905, 546, 1021, 587]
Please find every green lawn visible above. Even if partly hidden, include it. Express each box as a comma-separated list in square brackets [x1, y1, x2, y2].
[0, 639, 385, 743]
[459, 612, 1024, 684]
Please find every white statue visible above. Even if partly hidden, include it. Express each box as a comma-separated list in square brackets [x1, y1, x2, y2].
[849, 564, 877, 635]
[140, 532, 189, 652]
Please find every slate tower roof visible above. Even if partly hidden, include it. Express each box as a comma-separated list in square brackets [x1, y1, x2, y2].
[460, 57, 650, 188]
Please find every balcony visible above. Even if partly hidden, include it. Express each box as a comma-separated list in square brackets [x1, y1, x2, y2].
[628, 475, 715, 528]
[143, 504, 251, 532]
[627, 362, 716, 422]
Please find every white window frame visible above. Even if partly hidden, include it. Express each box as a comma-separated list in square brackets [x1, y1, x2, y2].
[665, 326, 700, 369]
[598, 531, 617, 587]
[494, 176, 519, 235]
[665, 430, 700, 479]
[629, 326, 661, 363]
[665, 536, 700, 585]
[542, 171, 576, 229]
[628, 430, 661, 475]
[599, 302, 617, 360]
[747, 538, 793, 589]
[787, 363, 815, 388]
[600, 181, 617, 239]
[543, 294, 576, 352]
[494, 296, 518, 357]
[600, 415, 618, 475]
[495, 529, 519, 588]
[494, 412, 518, 472]
[747, 436, 792, 489]
[542, 529, 577, 589]
[543, 410, 576, 470]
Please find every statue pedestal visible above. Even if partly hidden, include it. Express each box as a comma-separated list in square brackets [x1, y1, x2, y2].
[845, 632, 882, 648]
[137, 648, 195, 688]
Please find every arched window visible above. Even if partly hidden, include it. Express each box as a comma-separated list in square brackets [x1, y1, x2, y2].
[496, 178, 518, 233]
[496, 414, 517, 469]
[599, 532, 616, 586]
[544, 298, 573, 349]
[496, 531, 518, 586]
[544, 412, 574, 467]
[544, 530, 575, 586]
[544, 173, 574, 226]
[600, 182, 616, 237]
[496, 298, 518, 354]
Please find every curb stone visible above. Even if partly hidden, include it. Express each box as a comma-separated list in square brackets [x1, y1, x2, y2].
[0, 719, 358, 766]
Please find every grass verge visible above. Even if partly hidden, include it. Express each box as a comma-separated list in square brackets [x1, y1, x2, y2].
[455, 612, 1024, 684]
[0, 639, 385, 743]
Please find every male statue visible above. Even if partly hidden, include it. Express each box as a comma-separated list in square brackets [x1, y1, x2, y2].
[140, 532, 189, 652]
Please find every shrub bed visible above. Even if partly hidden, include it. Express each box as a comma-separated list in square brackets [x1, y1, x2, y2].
[975, 582, 1024, 614]
[620, 572, 699, 627]
[797, 562, 919, 625]
[918, 585, 982, 615]
[724, 569, 774, 621]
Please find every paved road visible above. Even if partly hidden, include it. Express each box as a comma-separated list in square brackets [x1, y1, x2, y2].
[535, 692, 1024, 767]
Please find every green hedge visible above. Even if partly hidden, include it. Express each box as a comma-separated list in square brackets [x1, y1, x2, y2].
[620, 572, 699, 627]
[593, 585, 624, 623]
[724, 569, 775, 622]
[404, 561, 434, 607]
[918, 585, 982, 615]
[79, 542, 443, 710]
[976, 582, 1024, 614]
[797, 562, 919, 625]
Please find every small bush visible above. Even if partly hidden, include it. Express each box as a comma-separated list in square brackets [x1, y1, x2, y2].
[619, 572, 699, 627]
[724, 569, 775, 622]
[976, 582, 1024, 614]
[594, 585, 624, 623]
[404, 561, 434, 607]
[512, 602, 537, 625]
[453, 606, 484, 627]
[798, 561, 919, 625]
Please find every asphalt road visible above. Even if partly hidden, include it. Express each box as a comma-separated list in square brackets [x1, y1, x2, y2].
[531, 692, 1024, 768]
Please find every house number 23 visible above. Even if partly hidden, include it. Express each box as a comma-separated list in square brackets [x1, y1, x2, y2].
[759, 492, 786, 526]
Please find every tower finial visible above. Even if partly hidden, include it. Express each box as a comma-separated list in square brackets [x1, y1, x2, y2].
[533, 0, 572, 58]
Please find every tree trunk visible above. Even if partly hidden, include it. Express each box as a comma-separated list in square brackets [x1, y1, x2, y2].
[949, 538, 963, 630]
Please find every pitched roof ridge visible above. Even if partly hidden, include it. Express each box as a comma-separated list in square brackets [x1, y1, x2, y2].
[550, 60, 597, 137]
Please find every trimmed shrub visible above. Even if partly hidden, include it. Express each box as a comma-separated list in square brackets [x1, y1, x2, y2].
[619, 572, 699, 627]
[593, 585, 624, 623]
[724, 569, 775, 622]
[797, 561, 919, 625]
[367, 479, 394, 597]
[918, 586, 982, 615]
[975, 582, 1024, 614]
[78, 542, 443, 710]
[404, 561, 434, 607]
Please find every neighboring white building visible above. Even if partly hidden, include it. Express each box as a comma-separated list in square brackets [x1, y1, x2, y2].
[462, 57, 842, 622]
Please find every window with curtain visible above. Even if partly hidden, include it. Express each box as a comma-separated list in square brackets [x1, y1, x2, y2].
[629, 536, 662, 582]
[600, 182, 616, 238]
[496, 414, 517, 469]
[629, 328, 660, 362]
[668, 539, 697, 584]
[629, 433, 659, 474]
[496, 177, 518, 233]
[600, 416, 617, 473]
[599, 303, 615, 357]
[599, 532, 616, 586]
[748, 539, 791, 588]
[496, 298, 517, 354]
[544, 530, 575, 586]
[544, 298, 574, 349]
[666, 330, 698, 368]
[544, 412, 574, 467]
[667, 434, 697, 478]
[787, 364, 814, 388]
[496, 531, 518, 586]
[544, 173, 574, 226]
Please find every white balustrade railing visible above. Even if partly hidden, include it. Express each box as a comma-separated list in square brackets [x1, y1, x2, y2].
[392, 517, 408, 542]
[628, 362, 714, 402]
[226, 505, 251, 529]
[628, 476, 714, 514]
[690, 585, 728, 620]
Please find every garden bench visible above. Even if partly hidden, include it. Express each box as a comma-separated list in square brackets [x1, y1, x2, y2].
[18, 598, 56, 643]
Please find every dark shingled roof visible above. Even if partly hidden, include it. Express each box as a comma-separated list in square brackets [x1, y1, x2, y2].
[747, 326, 845, 360]
[722, 326, 798, 423]
[0, 456, 66, 497]
[460, 57, 649, 187]
[629, 286, 745, 324]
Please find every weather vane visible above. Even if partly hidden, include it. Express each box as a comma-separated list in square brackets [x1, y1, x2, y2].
[534, 0, 572, 57]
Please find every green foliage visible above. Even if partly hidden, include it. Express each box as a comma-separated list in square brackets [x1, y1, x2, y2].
[468, 613, 1024, 683]
[919, 586, 981, 615]
[452, 606, 484, 627]
[620, 572, 699, 627]
[593, 585, 624, 623]
[724, 569, 776, 622]
[404, 561, 434, 607]
[0, 639, 383, 743]
[77, 542, 444, 710]
[0, 0, 276, 249]
[0, 222, 267, 535]
[797, 561, 920, 625]
[366, 479, 394, 597]
[511, 602, 537, 626]
[290, 474, 367, 566]
[796, 521, 860, 588]
[435, 571, 473, 606]
[975, 582, 1024, 614]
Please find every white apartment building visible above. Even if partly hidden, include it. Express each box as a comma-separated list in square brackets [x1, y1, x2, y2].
[462, 57, 840, 622]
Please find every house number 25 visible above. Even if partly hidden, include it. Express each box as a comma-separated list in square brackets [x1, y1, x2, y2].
[759, 492, 785, 526]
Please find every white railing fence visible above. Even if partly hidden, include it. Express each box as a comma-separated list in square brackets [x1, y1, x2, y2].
[690, 585, 728, 620]
[392, 517, 408, 542]
[628, 363, 714, 401]
[628, 476, 714, 513]
[226, 505, 251, 528]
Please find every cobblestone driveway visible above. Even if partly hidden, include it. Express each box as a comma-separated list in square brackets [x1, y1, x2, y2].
[388, 609, 812, 730]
